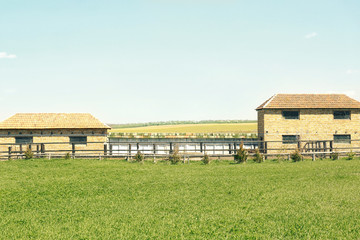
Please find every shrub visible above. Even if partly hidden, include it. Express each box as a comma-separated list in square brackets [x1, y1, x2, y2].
[202, 154, 210, 165]
[134, 151, 144, 163]
[169, 149, 181, 165]
[64, 152, 71, 160]
[24, 148, 34, 160]
[347, 151, 355, 160]
[290, 149, 302, 162]
[330, 152, 339, 160]
[234, 142, 248, 163]
[253, 149, 264, 163]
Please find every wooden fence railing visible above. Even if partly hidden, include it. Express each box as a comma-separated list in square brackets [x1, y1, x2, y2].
[0, 139, 360, 160]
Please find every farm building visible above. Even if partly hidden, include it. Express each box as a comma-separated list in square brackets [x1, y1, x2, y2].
[0, 113, 110, 156]
[256, 94, 360, 153]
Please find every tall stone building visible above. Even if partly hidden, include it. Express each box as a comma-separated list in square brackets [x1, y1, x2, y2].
[0, 113, 110, 155]
[256, 94, 360, 153]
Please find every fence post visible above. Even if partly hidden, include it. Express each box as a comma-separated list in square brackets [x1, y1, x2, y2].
[312, 153, 315, 161]
[264, 141, 268, 160]
[128, 144, 131, 158]
[170, 142, 173, 154]
[104, 144, 107, 156]
[8, 147, 12, 160]
[200, 143, 203, 153]
[20, 144, 23, 155]
[36, 145, 40, 158]
[109, 144, 112, 156]
[72, 143, 75, 157]
[330, 141, 333, 152]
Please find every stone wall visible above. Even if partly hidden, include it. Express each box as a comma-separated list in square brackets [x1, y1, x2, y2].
[0, 129, 108, 156]
[258, 109, 360, 154]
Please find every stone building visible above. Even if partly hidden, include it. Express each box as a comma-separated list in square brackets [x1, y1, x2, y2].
[256, 94, 360, 153]
[0, 113, 110, 156]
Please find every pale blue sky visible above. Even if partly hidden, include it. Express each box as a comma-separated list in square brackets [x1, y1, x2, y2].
[1, 0, 359, 123]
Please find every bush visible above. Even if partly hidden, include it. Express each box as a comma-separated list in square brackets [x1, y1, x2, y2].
[169, 149, 181, 165]
[330, 152, 339, 160]
[65, 152, 71, 160]
[234, 142, 248, 163]
[24, 148, 34, 160]
[253, 149, 264, 163]
[347, 151, 355, 160]
[134, 151, 144, 163]
[290, 149, 302, 162]
[202, 154, 210, 165]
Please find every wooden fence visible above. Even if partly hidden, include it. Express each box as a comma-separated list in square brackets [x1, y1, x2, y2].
[1, 138, 360, 160]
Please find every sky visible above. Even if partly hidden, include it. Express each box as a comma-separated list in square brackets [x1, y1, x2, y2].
[1, 0, 360, 123]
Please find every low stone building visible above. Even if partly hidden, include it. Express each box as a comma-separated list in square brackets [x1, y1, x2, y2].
[256, 94, 360, 153]
[0, 113, 110, 156]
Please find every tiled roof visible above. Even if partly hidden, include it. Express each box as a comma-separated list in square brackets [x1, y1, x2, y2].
[256, 94, 360, 110]
[0, 113, 111, 129]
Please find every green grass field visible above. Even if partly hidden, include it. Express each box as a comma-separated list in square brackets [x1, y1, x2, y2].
[110, 122, 257, 133]
[1, 158, 360, 239]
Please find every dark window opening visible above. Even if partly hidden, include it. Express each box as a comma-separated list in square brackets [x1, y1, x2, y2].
[282, 111, 299, 119]
[282, 135, 299, 144]
[15, 137, 33, 144]
[70, 136, 87, 145]
[334, 135, 351, 144]
[334, 111, 351, 119]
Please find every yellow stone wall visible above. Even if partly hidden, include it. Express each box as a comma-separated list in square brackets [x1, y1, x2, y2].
[258, 109, 360, 154]
[0, 129, 108, 157]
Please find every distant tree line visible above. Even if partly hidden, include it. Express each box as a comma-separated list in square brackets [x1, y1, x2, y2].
[109, 120, 257, 129]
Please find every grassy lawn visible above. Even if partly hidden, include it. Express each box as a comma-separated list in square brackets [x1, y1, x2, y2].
[1, 158, 360, 239]
[110, 122, 257, 134]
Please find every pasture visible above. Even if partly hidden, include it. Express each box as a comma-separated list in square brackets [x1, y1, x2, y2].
[1, 158, 360, 239]
[110, 122, 257, 134]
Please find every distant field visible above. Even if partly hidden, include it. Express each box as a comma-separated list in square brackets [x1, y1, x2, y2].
[1, 158, 360, 239]
[110, 123, 257, 133]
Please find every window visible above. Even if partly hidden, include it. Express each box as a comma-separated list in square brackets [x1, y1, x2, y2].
[282, 135, 299, 144]
[15, 137, 33, 144]
[282, 111, 299, 119]
[334, 111, 351, 120]
[334, 135, 351, 144]
[69, 136, 87, 145]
